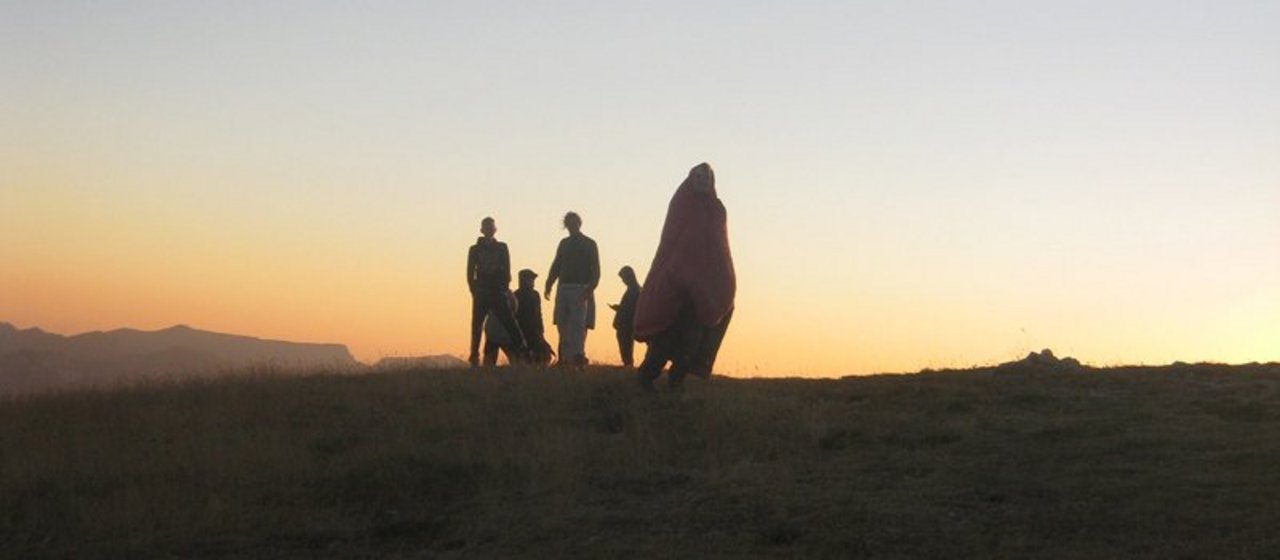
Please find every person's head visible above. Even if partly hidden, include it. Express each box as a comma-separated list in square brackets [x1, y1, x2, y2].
[480, 217, 496, 238]
[518, 268, 538, 289]
[618, 265, 637, 286]
[688, 162, 715, 194]
[562, 211, 582, 234]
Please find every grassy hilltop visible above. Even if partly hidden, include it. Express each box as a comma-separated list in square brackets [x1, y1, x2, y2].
[3, 363, 1280, 558]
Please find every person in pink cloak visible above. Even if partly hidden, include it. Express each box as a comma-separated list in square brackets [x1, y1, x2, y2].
[633, 162, 735, 389]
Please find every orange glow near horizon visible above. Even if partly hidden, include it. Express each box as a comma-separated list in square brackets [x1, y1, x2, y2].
[4, 2, 1278, 376]
[5, 167, 1278, 377]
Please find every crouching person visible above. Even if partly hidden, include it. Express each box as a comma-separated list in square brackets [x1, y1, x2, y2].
[515, 269, 555, 366]
[483, 290, 524, 366]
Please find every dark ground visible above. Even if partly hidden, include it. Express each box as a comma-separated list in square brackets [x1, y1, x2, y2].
[3, 361, 1280, 558]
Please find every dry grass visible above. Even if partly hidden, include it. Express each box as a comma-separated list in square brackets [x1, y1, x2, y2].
[3, 363, 1280, 558]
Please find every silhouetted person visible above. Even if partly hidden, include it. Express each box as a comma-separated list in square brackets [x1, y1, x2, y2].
[515, 268, 555, 365]
[467, 217, 527, 367]
[544, 211, 600, 367]
[633, 163, 736, 389]
[609, 265, 642, 367]
[482, 290, 521, 365]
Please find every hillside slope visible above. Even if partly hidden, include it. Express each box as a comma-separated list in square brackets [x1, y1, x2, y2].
[0, 323, 358, 394]
[3, 363, 1280, 558]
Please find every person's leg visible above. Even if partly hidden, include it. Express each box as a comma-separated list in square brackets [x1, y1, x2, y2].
[637, 339, 669, 389]
[666, 337, 693, 388]
[615, 329, 626, 366]
[617, 328, 634, 367]
[691, 308, 733, 378]
[558, 285, 588, 365]
[666, 306, 704, 388]
[555, 327, 569, 365]
[553, 289, 569, 365]
[581, 292, 594, 362]
[638, 318, 687, 388]
[578, 328, 589, 364]
[570, 322, 588, 365]
[526, 336, 547, 366]
[483, 338, 499, 366]
[568, 298, 588, 365]
[469, 295, 486, 366]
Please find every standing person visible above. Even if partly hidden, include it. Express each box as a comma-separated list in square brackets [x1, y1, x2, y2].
[633, 163, 736, 389]
[608, 266, 642, 367]
[466, 217, 527, 367]
[544, 211, 600, 367]
[515, 269, 554, 365]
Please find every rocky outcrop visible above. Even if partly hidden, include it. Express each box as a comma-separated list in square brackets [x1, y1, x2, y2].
[995, 349, 1084, 374]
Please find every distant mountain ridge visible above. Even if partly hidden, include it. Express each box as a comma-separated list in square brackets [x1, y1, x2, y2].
[0, 322, 359, 394]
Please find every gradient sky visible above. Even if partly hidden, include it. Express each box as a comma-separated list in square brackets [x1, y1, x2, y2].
[3, 1, 1277, 376]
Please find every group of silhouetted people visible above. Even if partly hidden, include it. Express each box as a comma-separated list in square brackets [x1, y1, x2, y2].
[467, 211, 609, 368]
[466, 163, 736, 389]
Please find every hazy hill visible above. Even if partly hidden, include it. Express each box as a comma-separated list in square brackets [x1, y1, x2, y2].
[0, 323, 63, 354]
[0, 322, 359, 394]
[2, 361, 1279, 558]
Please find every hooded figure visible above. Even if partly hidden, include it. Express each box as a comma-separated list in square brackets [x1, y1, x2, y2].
[633, 162, 735, 387]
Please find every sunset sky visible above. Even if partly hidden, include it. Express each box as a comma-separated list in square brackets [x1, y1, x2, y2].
[3, 1, 1277, 376]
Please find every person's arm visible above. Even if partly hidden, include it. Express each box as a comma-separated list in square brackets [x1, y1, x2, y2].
[466, 245, 476, 294]
[588, 239, 600, 290]
[620, 288, 638, 317]
[500, 243, 512, 287]
[532, 296, 544, 337]
[544, 242, 562, 300]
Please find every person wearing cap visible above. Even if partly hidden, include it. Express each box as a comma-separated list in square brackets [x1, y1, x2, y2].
[466, 216, 527, 367]
[515, 268, 554, 365]
[608, 265, 642, 367]
[544, 211, 600, 367]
